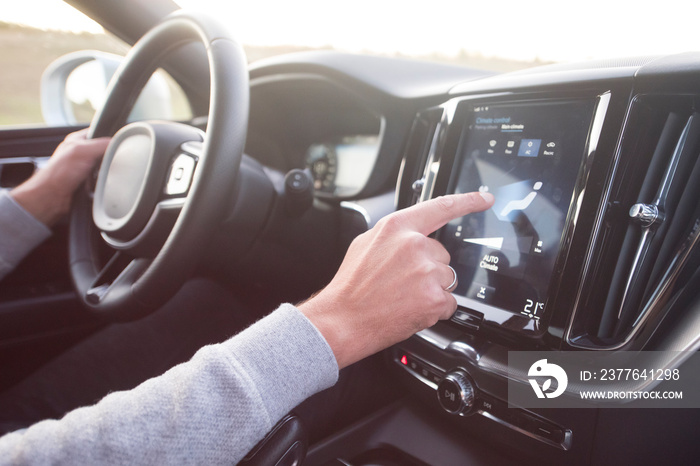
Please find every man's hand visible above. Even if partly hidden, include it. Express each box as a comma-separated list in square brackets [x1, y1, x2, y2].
[299, 192, 495, 369]
[11, 129, 111, 226]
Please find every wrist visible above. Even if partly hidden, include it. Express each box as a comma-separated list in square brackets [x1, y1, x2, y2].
[298, 290, 358, 369]
[11, 172, 72, 226]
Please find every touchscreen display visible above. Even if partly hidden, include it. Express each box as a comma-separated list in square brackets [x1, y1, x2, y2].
[439, 100, 595, 326]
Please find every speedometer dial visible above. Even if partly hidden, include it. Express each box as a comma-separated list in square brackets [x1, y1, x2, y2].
[306, 143, 338, 193]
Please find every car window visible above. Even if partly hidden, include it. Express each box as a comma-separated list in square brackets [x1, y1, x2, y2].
[1, 1, 192, 127]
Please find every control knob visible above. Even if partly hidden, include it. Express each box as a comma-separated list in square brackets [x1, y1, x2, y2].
[437, 370, 475, 415]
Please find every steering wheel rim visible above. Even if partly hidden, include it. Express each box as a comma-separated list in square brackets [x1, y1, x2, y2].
[69, 11, 249, 320]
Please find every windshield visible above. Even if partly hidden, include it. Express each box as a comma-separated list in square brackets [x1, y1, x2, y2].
[5, 0, 699, 73]
[175, 0, 699, 72]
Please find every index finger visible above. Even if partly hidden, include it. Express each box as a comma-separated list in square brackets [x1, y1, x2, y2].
[399, 192, 494, 236]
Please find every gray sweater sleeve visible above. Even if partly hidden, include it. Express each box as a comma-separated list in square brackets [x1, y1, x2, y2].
[0, 303, 339, 465]
[0, 190, 52, 280]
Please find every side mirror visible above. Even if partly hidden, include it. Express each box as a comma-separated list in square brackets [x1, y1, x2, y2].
[40, 50, 173, 125]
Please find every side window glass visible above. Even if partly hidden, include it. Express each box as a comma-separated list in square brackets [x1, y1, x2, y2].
[1, 2, 192, 127]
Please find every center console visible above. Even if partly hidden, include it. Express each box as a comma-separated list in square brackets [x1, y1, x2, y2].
[389, 91, 612, 457]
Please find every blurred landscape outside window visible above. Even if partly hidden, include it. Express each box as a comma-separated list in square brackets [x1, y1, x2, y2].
[0, 2, 193, 127]
[6, 0, 695, 128]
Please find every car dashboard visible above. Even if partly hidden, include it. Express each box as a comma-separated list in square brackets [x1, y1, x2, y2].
[242, 52, 700, 465]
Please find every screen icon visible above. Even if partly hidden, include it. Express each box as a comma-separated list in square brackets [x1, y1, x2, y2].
[543, 140, 558, 156]
[494, 180, 543, 220]
[518, 139, 541, 157]
[467, 283, 495, 302]
[487, 140, 498, 154]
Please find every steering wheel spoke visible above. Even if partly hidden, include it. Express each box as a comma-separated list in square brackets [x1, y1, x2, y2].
[86, 253, 150, 305]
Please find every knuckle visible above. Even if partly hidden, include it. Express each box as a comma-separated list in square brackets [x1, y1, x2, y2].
[378, 213, 404, 233]
[417, 260, 437, 278]
[427, 237, 450, 262]
[405, 232, 427, 251]
[433, 195, 455, 214]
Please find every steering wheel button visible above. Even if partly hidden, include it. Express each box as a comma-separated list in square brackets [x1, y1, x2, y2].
[166, 154, 196, 195]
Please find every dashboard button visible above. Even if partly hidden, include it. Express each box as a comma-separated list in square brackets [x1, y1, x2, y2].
[437, 370, 475, 415]
[517, 412, 566, 444]
[451, 308, 484, 329]
[165, 154, 196, 195]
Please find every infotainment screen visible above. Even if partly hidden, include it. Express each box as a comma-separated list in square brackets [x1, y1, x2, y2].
[438, 99, 596, 330]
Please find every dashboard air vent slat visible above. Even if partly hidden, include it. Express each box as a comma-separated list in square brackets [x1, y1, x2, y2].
[646, 125, 700, 293]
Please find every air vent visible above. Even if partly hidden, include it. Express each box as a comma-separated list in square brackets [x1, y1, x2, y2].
[396, 107, 444, 209]
[569, 94, 700, 350]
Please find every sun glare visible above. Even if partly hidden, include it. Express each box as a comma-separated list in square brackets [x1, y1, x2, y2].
[2, 0, 103, 33]
[3, 0, 699, 63]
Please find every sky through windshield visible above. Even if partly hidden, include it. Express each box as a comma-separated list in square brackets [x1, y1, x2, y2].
[5, 0, 700, 64]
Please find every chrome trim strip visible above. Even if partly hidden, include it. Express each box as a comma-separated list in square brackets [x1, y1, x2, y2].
[479, 411, 573, 451]
[418, 116, 444, 203]
[0, 156, 49, 169]
[415, 328, 451, 350]
[0, 156, 48, 165]
[565, 92, 631, 350]
[340, 201, 371, 229]
[657, 294, 700, 354]
[446, 340, 481, 364]
[537, 91, 611, 340]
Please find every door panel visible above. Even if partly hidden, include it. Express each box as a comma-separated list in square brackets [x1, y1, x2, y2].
[0, 125, 102, 389]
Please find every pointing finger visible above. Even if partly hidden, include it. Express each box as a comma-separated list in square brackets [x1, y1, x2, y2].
[396, 192, 494, 237]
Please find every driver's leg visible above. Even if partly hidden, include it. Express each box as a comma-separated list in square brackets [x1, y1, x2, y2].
[0, 278, 260, 434]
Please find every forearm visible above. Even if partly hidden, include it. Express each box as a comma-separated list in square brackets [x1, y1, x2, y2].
[9, 172, 71, 227]
[0, 304, 338, 465]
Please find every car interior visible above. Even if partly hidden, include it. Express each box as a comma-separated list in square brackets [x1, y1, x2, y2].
[1, 1, 700, 464]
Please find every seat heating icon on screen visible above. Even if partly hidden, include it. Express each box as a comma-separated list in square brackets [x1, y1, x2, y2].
[498, 181, 542, 218]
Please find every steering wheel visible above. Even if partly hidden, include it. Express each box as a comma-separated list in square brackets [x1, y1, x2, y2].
[69, 11, 249, 320]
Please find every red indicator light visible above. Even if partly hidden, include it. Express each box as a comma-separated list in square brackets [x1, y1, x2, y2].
[400, 355, 408, 365]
